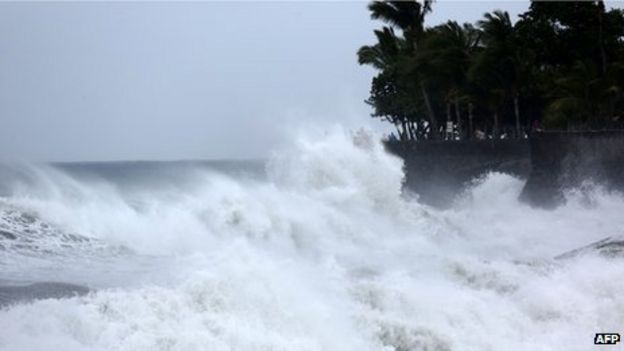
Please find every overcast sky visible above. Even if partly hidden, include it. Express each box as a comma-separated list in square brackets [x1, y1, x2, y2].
[0, 1, 535, 162]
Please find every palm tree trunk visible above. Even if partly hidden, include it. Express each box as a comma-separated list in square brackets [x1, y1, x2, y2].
[598, 3, 607, 74]
[393, 122, 402, 140]
[446, 102, 452, 140]
[454, 94, 462, 139]
[420, 81, 438, 139]
[493, 110, 499, 138]
[513, 94, 521, 137]
[408, 121, 417, 140]
[400, 120, 408, 141]
[468, 102, 474, 139]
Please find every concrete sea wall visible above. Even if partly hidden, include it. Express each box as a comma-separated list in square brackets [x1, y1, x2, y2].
[385, 139, 530, 207]
[520, 131, 624, 207]
[385, 131, 624, 208]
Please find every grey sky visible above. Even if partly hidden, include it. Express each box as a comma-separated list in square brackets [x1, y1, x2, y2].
[0, 1, 533, 162]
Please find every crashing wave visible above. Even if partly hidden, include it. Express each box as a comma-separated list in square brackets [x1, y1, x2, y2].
[0, 202, 130, 258]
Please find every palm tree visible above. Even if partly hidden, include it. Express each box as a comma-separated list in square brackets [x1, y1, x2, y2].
[368, 1, 431, 43]
[357, 27, 402, 70]
[545, 60, 604, 129]
[474, 10, 526, 137]
[420, 21, 481, 138]
[604, 61, 624, 126]
[358, 27, 413, 139]
[366, 1, 440, 138]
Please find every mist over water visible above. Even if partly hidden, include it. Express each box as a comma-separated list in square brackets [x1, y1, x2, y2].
[0, 127, 623, 351]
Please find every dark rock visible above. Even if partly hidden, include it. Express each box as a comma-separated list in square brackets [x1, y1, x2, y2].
[555, 236, 624, 260]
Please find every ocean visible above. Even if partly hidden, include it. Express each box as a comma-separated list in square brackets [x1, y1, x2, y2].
[0, 128, 622, 351]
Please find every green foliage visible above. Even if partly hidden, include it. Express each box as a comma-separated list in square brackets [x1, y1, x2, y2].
[358, 0, 624, 139]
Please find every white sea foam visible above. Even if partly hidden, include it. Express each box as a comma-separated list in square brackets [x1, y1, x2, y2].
[0, 126, 623, 351]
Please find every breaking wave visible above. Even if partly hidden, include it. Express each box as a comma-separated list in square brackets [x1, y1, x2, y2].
[0, 127, 623, 351]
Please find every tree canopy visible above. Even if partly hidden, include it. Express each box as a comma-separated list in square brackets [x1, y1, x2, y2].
[358, 1, 624, 140]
